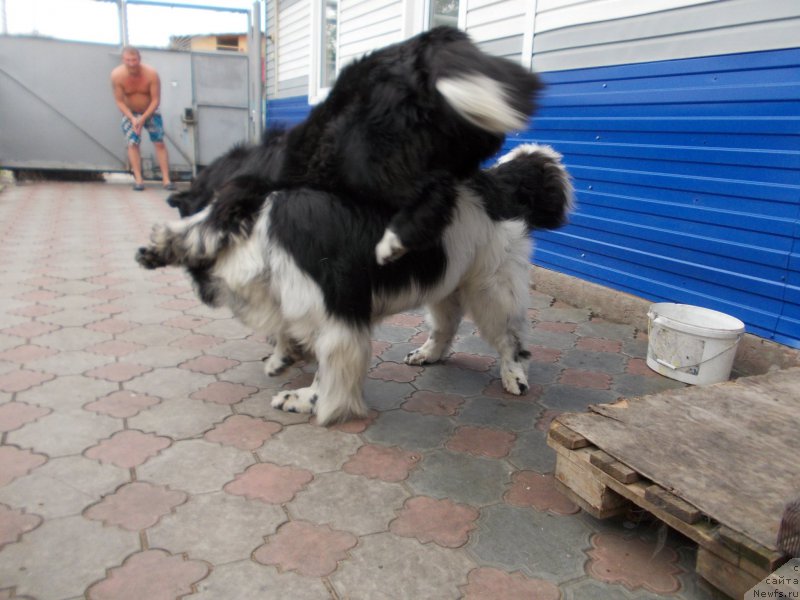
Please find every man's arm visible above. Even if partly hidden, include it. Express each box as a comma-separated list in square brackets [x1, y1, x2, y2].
[111, 75, 136, 122]
[140, 69, 162, 123]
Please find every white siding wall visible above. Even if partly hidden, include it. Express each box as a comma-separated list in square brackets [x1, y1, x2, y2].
[265, 0, 800, 95]
[463, 0, 527, 61]
[276, 0, 311, 98]
[532, 0, 800, 71]
[337, 0, 405, 69]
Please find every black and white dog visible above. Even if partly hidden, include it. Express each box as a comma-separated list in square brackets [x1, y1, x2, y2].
[168, 26, 543, 265]
[137, 144, 573, 425]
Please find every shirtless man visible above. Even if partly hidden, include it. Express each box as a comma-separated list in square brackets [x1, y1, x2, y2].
[111, 46, 174, 191]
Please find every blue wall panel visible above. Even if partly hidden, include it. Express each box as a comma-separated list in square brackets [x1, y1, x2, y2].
[265, 96, 311, 129]
[527, 48, 800, 348]
[262, 48, 800, 347]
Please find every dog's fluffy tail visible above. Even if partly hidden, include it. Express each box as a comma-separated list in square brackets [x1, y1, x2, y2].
[477, 143, 574, 230]
[429, 27, 543, 133]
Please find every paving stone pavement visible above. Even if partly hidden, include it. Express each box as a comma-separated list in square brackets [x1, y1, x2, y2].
[0, 181, 722, 599]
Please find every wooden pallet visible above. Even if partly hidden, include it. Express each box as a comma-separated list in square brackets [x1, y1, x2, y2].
[548, 421, 788, 599]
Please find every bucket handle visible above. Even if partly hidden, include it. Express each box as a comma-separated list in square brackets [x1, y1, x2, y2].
[652, 335, 742, 372]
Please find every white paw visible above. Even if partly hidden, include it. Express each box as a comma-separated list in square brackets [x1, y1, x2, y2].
[271, 387, 318, 414]
[263, 352, 295, 376]
[404, 345, 439, 366]
[501, 362, 529, 395]
[375, 229, 407, 265]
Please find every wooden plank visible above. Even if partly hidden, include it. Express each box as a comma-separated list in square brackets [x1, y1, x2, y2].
[557, 369, 800, 551]
[718, 526, 787, 572]
[551, 443, 629, 518]
[551, 441, 773, 580]
[590, 449, 640, 484]
[553, 480, 628, 520]
[645, 485, 702, 524]
[696, 547, 761, 600]
[548, 421, 589, 450]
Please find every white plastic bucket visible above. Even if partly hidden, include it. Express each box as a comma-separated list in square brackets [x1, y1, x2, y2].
[646, 303, 745, 385]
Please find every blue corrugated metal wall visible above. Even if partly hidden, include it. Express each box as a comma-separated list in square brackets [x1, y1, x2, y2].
[523, 48, 800, 348]
[264, 48, 800, 348]
[266, 96, 311, 129]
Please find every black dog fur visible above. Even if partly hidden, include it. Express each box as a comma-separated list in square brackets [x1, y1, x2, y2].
[168, 27, 543, 264]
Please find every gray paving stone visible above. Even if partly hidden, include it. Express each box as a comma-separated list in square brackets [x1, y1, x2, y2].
[0, 514, 139, 600]
[121, 306, 179, 325]
[125, 345, 202, 368]
[373, 323, 417, 343]
[612, 373, 686, 397]
[148, 490, 287, 564]
[41, 295, 103, 310]
[128, 396, 231, 439]
[528, 361, 564, 385]
[376, 341, 419, 363]
[456, 396, 541, 431]
[507, 429, 557, 473]
[0, 455, 128, 519]
[35, 327, 111, 352]
[363, 378, 415, 411]
[413, 363, 493, 396]
[529, 290, 555, 309]
[195, 317, 258, 340]
[257, 423, 363, 472]
[332, 533, 475, 600]
[0, 331, 24, 352]
[561, 348, 628, 373]
[27, 350, 114, 376]
[8, 409, 121, 456]
[43, 280, 103, 295]
[364, 410, 454, 451]
[237, 392, 312, 425]
[39, 308, 104, 328]
[116, 324, 187, 346]
[537, 306, 593, 323]
[210, 338, 270, 362]
[530, 328, 577, 350]
[290, 471, 409, 535]
[124, 367, 216, 400]
[577, 320, 637, 340]
[15, 374, 118, 411]
[193, 560, 331, 600]
[451, 334, 495, 355]
[468, 503, 591, 581]
[540, 385, 618, 412]
[219, 360, 279, 386]
[562, 578, 643, 600]
[623, 337, 650, 357]
[186, 303, 232, 320]
[407, 449, 514, 506]
[137, 439, 254, 495]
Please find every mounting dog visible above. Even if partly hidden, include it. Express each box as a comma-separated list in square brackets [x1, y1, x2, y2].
[137, 144, 573, 425]
[168, 26, 543, 265]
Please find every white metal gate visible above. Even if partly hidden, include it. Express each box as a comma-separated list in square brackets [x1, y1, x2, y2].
[0, 35, 255, 178]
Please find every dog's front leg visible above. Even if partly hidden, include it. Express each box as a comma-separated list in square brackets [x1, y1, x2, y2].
[271, 321, 370, 425]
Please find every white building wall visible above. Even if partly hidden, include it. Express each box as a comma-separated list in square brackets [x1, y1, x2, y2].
[463, 0, 527, 61]
[337, 0, 405, 69]
[275, 0, 311, 98]
[532, 0, 800, 71]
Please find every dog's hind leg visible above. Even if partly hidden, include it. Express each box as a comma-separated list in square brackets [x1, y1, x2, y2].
[262, 330, 303, 376]
[271, 321, 370, 425]
[405, 294, 463, 365]
[464, 246, 532, 395]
